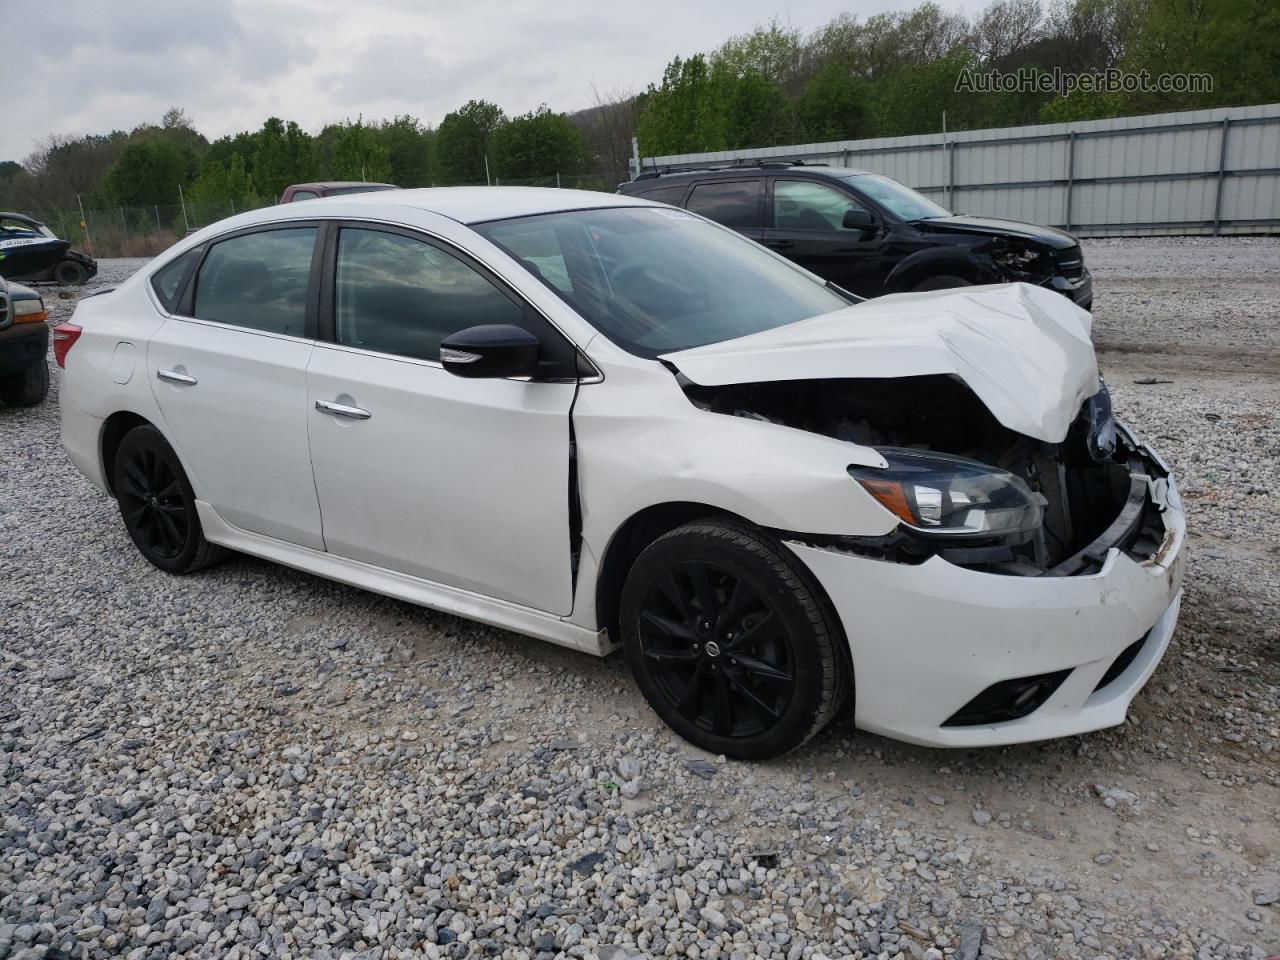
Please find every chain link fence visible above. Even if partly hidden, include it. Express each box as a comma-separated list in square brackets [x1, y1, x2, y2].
[20, 173, 622, 260]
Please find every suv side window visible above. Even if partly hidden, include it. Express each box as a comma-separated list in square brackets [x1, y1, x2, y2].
[773, 180, 870, 232]
[633, 184, 689, 206]
[334, 227, 524, 362]
[685, 180, 762, 229]
[192, 228, 317, 336]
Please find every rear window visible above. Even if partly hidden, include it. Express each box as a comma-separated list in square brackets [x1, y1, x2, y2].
[632, 184, 689, 206]
[685, 180, 762, 229]
[150, 247, 203, 313]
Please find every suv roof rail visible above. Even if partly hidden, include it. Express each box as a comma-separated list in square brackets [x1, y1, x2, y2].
[632, 158, 830, 180]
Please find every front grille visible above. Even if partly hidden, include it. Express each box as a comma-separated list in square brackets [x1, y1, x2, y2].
[1055, 244, 1085, 279]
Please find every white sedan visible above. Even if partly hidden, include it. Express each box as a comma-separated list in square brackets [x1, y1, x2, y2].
[57, 188, 1186, 759]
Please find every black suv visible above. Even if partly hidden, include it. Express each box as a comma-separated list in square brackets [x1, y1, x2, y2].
[618, 162, 1092, 310]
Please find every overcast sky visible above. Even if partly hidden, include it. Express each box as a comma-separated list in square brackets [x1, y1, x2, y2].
[1, 0, 986, 163]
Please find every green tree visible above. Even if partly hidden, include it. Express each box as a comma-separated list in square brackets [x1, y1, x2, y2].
[99, 138, 198, 207]
[434, 100, 505, 184]
[253, 118, 315, 200]
[797, 63, 868, 141]
[721, 68, 791, 149]
[330, 118, 392, 182]
[185, 154, 261, 225]
[378, 115, 434, 186]
[635, 55, 729, 156]
[490, 106, 588, 180]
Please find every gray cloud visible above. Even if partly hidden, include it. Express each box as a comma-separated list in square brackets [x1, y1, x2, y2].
[0, 0, 985, 162]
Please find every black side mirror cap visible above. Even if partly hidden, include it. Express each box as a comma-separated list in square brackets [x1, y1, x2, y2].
[843, 208, 877, 231]
[440, 324, 540, 379]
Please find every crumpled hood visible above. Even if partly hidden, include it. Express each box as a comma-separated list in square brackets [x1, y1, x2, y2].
[662, 282, 1099, 444]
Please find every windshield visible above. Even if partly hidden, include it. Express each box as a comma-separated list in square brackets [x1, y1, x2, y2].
[847, 174, 951, 221]
[473, 207, 850, 358]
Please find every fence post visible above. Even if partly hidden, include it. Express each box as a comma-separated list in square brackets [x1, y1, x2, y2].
[1064, 131, 1077, 232]
[77, 194, 94, 259]
[556, 172, 561, 188]
[1213, 117, 1230, 236]
[947, 139, 957, 209]
[119, 207, 129, 257]
[178, 184, 190, 233]
[154, 205, 162, 231]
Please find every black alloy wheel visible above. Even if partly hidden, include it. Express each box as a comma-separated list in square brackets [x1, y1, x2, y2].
[113, 425, 226, 573]
[620, 520, 848, 760]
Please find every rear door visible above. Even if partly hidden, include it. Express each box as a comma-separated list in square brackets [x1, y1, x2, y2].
[763, 178, 888, 295]
[683, 179, 764, 241]
[148, 224, 325, 549]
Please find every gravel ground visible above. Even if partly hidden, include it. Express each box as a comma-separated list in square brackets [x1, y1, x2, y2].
[2, 242, 1278, 960]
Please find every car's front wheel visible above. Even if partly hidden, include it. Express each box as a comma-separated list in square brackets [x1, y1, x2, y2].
[53, 259, 89, 285]
[620, 519, 848, 760]
[113, 425, 227, 574]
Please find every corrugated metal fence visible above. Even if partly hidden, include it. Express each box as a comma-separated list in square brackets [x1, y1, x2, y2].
[643, 103, 1280, 237]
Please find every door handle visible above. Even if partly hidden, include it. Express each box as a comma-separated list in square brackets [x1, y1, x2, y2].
[315, 399, 372, 420]
[156, 368, 197, 386]
[764, 239, 793, 249]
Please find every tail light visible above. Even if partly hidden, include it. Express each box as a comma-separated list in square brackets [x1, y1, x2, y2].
[53, 324, 82, 368]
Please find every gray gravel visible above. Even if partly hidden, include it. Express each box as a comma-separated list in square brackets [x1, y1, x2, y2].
[2, 241, 1278, 959]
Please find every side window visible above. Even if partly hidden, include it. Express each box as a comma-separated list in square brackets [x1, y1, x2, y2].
[685, 180, 762, 229]
[335, 228, 523, 362]
[193, 228, 317, 336]
[773, 180, 869, 231]
[635, 184, 689, 206]
[150, 247, 202, 313]
[290, 190, 319, 201]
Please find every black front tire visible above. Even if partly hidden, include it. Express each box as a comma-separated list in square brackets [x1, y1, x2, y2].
[113, 425, 227, 574]
[53, 259, 89, 285]
[620, 519, 848, 761]
[0, 361, 49, 407]
[913, 274, 971, 292]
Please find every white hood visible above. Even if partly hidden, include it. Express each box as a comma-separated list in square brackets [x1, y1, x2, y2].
[662, 283, 1099, 444]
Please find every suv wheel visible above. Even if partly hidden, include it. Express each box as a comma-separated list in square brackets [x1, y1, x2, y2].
[0, 360, 49, 407]
[113, 425, 227, 574]
[913, 274, 971, 292]
[619, 519, 848, 760]
[53, 259, 89, 285]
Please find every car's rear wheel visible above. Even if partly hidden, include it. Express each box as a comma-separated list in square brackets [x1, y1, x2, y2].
[113, 425, 226, 574]
[53, 259, 89, 285]
[913, 274, 971, 292]
[620, 519, 848, 760]
[0, 360, 49, 407]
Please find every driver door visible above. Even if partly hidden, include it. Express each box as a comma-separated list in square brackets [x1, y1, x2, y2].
[305, 224, 578, 615]
[763, 178, 887, 296]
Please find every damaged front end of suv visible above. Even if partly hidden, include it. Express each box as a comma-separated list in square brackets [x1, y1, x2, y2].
[662, 282, 1186, 747]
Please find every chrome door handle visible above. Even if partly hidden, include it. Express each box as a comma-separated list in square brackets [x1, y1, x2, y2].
[156, 369, 197, 386]
[315, 399, 372, 420]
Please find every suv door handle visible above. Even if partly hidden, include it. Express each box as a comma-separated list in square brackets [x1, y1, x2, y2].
[156, 369, 197, 386]
[764, 239, 793, 249]
[315, 399, 372, 420]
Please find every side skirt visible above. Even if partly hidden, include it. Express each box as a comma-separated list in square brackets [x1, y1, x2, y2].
[197, 501, 616, 657]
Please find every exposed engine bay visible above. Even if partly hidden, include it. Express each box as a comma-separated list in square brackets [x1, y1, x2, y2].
[679, 373, 1168, 576]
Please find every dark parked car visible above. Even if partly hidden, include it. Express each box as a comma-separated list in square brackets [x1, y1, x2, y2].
[0, 275, 50, 406]
[618, 162, 1092, 309]
[279, 181, 399, 203]
[0, 212, 98, 285]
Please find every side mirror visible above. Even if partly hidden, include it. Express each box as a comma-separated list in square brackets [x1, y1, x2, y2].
[842, 208, 878, 232]
[440, 324, 540, 379]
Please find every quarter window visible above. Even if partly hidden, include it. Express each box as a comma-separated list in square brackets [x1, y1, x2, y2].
[150, 247, 202, 313]
[685, 180, 762, 229]
[773, 180, 869, 231]
[192, 228, 317, 336]
[334, 228, 523, 362]
[634, 184, 689, 206]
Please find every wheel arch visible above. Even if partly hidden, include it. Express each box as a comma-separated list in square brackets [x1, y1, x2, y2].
[884, 247, 987, 293]
[100, 411, 154, 497]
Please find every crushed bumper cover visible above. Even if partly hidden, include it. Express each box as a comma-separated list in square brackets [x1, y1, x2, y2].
[787, 443, 1186, 748]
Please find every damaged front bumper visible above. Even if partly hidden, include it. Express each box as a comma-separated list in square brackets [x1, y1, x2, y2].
[786, 432, 1186, 748]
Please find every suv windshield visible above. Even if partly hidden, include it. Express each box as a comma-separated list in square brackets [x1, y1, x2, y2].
[847, 174, 950, 221]
[473, 207, 849, 358]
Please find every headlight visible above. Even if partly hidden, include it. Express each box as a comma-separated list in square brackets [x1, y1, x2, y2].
[849, 448, 1045, 539]
[993, 245, 1043, 272]
[12, 297, 48, 324]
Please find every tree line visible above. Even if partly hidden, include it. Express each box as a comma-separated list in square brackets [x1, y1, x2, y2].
[1, 0, 1274, 221]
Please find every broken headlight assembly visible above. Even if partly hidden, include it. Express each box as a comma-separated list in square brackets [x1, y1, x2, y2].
[849, 448, 1046, 541]
[992, 243, 1044, 276]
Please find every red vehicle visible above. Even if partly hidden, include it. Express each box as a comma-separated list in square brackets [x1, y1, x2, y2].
[279, 181, 398, 203]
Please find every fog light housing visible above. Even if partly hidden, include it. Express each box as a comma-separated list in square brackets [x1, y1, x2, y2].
[942, 669, 1071, 727]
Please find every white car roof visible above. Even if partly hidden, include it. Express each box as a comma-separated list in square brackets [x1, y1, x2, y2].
[282, 186, 655, 224]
